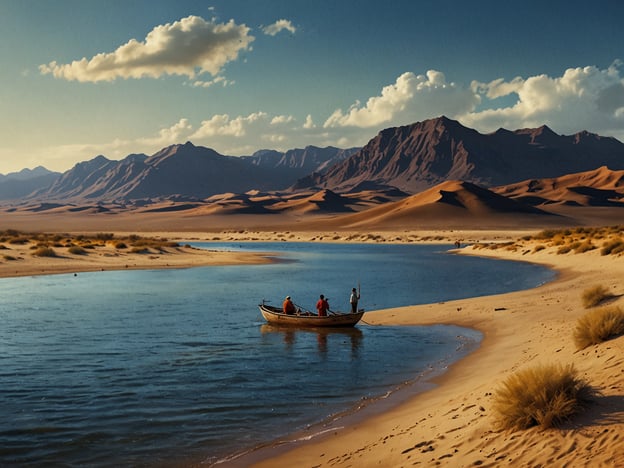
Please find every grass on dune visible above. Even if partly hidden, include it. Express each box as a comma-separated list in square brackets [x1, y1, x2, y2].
[573, 305, 624, 350]
[492, 363, 597, 430]
[581, 284, 613, 308]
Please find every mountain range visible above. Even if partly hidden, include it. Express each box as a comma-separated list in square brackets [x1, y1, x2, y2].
[1, 117, 623, 225]
[4, 144, 357, 203]
[295, 116, 624, 192]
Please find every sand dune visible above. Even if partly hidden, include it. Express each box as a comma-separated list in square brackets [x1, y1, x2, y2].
[268, 189, 355, 214]
[335, 180, 567, 229]
[494, 166, 624, 207]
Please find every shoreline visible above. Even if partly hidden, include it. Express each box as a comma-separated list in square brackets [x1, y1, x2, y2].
[217, 324, 483, 467]
[2, 228, 623, 466]
[243, 233, 623, 467]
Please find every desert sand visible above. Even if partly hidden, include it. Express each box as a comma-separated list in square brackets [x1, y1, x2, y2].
[1, 216, 622, 467]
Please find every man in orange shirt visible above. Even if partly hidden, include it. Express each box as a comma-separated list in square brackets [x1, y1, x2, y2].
[283, 296, 296, 314]
[316, 294, 329, 317]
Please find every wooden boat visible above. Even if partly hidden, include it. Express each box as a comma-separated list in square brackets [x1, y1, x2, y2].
[258, 302, 364, 328]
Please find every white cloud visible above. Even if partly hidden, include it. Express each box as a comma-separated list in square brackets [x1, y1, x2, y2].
[323, 70, 480, 128]
[190, 76, 233, 88]
[463, 61, 624, 136]
[303, 114, 316, 129]
[262, 19, 297, 36]
[19, 62, 624, 174]
[191, 112, 269, 138]
[137, 118, 194, 146]
[270, 115, 295, 125]
[39, 16, 254, 82]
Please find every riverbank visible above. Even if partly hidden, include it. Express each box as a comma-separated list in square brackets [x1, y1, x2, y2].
[2, 227, 622, 466]
[0, 228, 531, 279]
[0, 231, 275, 278]
[245, 229, 624, 467]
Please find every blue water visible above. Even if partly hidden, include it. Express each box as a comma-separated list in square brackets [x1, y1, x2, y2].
[0, 243, 555, 466]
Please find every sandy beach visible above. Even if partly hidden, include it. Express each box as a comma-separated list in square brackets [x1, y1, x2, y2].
[1, 225, 623, 467]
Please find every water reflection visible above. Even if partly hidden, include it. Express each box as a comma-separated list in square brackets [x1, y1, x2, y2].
[260, 324, 363, 357]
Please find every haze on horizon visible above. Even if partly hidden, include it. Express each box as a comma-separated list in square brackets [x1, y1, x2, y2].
[1, 0, 623, 175]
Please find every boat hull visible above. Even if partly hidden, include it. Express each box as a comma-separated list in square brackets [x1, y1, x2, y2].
[259, 304, 363, 328]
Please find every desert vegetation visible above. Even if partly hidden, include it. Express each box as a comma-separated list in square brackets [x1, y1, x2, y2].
[492, 363, 597, 430]
[573, 305, 624, 350]
[32, 246, 57, 257]
[0, 229, 180, 258]
[581, 284, 613, 308]
[474, 225, 623, 256]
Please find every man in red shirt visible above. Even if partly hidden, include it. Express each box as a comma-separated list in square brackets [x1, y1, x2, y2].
[283, 296, 296, 314]
[316, 294, 329, 317]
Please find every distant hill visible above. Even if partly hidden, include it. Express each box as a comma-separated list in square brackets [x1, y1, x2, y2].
[294, 116, 624, 193]
[5, 117, 624, 207]
[243, 146, 358, 174]
[0, 166, 60, 200]
[27, 143, 353, 202]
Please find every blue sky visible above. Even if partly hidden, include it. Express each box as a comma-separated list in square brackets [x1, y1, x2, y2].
[1, 0, 623, 174]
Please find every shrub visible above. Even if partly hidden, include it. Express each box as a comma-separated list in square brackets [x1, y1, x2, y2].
[115, 242, 128, 249]
[574, 240, 595, 253]
[95, 232, 114, 241]
[557, 245, 572, 254]
[534, 229, 558, 240]
[492, 363, 596, 430]
[32, 247, 57, 257]
[601, 239, 624, 256]
[68, 245, 87, 255]
[9, 236, 30, 245]
[573, 306, 624, 350]
[533, 244, 546, 253]
[130, 247, 150, 254]
[581, 284, 612, 308]
[3, 255, 17, 261]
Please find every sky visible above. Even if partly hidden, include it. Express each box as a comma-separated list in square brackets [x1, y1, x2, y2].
[1, 0, 623, 174]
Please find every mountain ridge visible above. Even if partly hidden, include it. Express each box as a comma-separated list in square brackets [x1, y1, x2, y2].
[2, 116, 623, 205]
[297, 116, 624, 193]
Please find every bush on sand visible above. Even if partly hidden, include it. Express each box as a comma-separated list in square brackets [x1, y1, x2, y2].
[581, 284, 613, 308]
[32, 247, 57, 257]
[492, 363, 596, 430]
[573, 306, 624, 350]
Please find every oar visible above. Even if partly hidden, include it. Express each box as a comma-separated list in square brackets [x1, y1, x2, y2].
[293, 302, 312, 315]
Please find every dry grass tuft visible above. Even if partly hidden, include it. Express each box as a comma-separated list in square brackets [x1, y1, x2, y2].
[68, 245, 88, 255]
[526, 225, 623, 256]
[32, 246, 57, 257]
[581, 284, 613, 308]
[492, 363, 596, 430]
[601, 239, 624, 256]
[573, 306, 624, 350]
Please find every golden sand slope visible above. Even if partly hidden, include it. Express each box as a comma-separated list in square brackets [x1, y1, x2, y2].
[245, 234, 624, 468]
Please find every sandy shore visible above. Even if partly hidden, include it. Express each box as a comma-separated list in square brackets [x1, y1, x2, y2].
[0, 228, 527, 279]
[2, 227, 622, 466]
[238, 232, 623, 467]
[0, 234, 275, 279]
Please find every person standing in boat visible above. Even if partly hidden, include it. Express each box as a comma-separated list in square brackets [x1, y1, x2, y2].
[316, 294, 329, 317]
[349, 287, 360, 314]
[283, 296, 296, 315]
